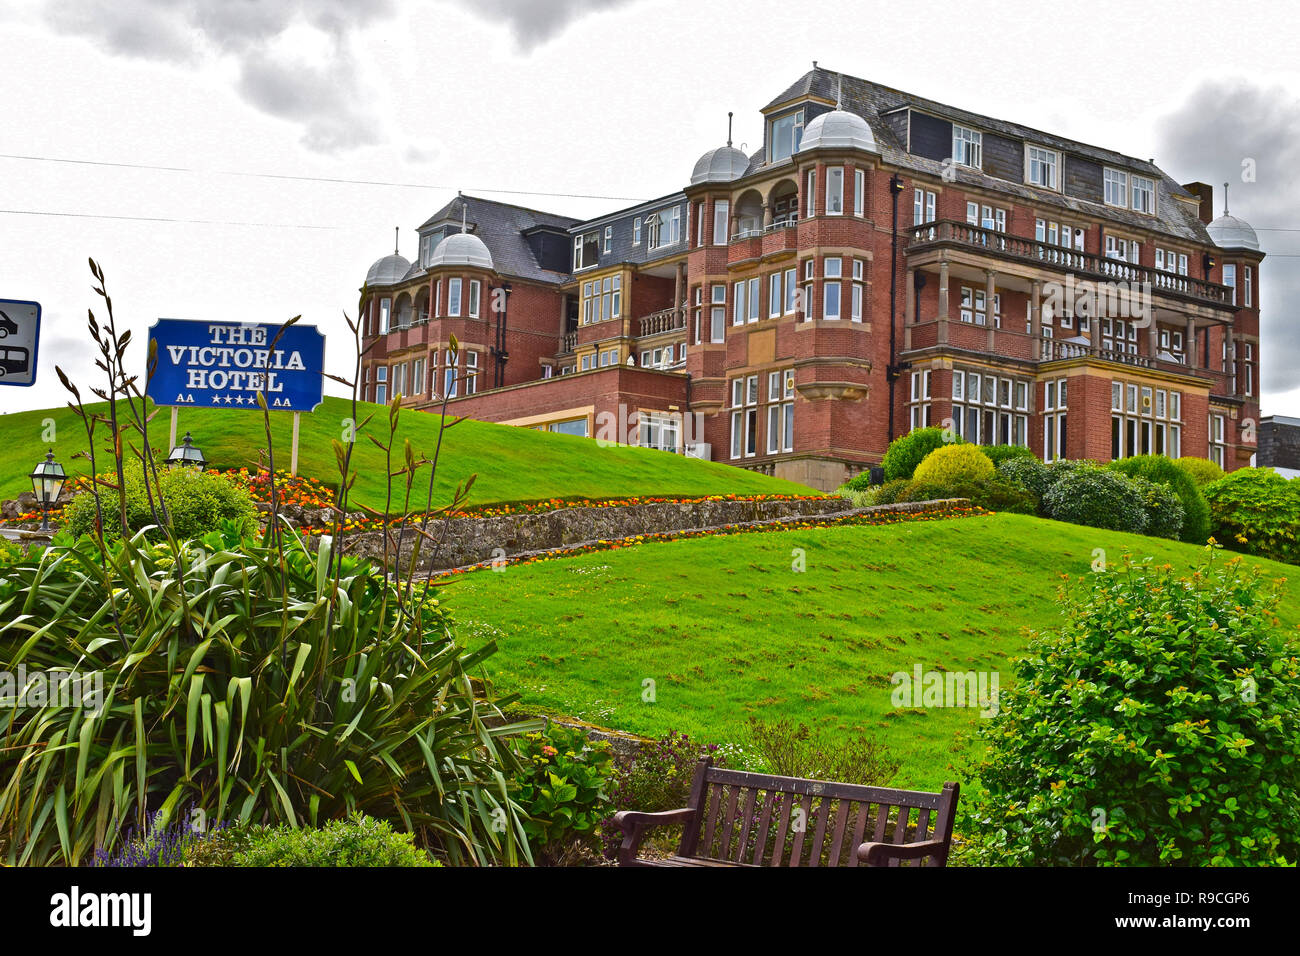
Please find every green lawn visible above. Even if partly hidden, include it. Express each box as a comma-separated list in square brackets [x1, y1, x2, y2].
[0, 397, 813, 508]
[449, 513, 1300, 790]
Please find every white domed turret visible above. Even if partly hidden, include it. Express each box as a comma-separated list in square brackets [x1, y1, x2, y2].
[1207, 213, 1259, 251]
[429, 231, 494, 270]
[798, 109, 878, 154]
[366, 253, 410, 287]
[691, 145, 750, 185]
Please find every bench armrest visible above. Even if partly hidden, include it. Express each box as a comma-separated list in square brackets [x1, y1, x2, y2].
[612, 808, 697, 866]
[856, 838, 949, 867]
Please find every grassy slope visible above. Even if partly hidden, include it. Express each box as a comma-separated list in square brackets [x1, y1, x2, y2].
[450, 513, 1300, 790]
[0, 397, 813, 508]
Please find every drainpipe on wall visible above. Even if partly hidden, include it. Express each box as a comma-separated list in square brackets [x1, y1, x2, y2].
[886, 173, 905, 443]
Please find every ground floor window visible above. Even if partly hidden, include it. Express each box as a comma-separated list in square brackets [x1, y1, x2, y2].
[1209, 413, 1226, 467]
[909, 369, 931, 431]
[729, 375, 759, 459]
[766, 369, 795, 453]
[639, 412, 680, 453]
[548, 418, 588, 437]
[1110, 380, 1181, 459]
[950, 367, 1030, 446]
[1042, 378, 1068, 461]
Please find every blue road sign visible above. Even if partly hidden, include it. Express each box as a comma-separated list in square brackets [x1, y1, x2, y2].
[0, 299, 41, 387]
[146, 319, 325, 411]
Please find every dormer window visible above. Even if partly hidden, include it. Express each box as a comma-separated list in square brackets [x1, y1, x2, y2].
[647, 207, 682, 249]
[573, 231, 599, 270]
[1131, 175, 1155, 215]
[1103, 167, 1128, 207]
[1026, 146, 1058, 189]
[953, 125, 982, 168]
[769, 109, 805, 163]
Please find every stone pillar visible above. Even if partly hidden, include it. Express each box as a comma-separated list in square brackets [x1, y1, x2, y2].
[763, 202, 774, 229]
[937, 257, 950, 345]
[673, 263, 684, 317]
[984, 269, 997, 350]
[1185, 318, 1197, 369]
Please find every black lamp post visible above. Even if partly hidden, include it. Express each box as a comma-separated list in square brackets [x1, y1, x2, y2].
[29, 450, 66, 533]
[166, 432, 207, 469]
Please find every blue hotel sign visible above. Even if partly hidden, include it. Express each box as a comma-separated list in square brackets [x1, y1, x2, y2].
[146, 319, 325, 411]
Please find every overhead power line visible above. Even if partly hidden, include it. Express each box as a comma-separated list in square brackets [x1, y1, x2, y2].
[0, 208, 337, 229]
[0, 152, 648, 203]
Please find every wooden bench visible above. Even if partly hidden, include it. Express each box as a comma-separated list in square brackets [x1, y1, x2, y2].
[613, 758, 959, 867]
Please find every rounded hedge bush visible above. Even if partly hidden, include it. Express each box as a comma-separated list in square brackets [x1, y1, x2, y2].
[914, 443, 995, 485]
[980, 444, 1037, 468]
[959, 555, 1300, 866]
[64, 468, 258, 542]
[1175, 455, 1225, 487]
[840, 470, 876, 493]
[1203, 467, 1300, 566]
[882, 427, 960, 481]
[1041, 465, 1148, 533]
[997, 457, 1052, 505]
[1126, 474, 1185, 540]
[1108, 454, 1209, 544]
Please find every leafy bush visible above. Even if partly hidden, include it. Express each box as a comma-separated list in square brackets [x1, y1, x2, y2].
[1175, 456, 1225, 487]
[914, 443, 996, 485]
[882, 427, 960, 481]
[0, 527, 537, 866]
[1109, 454, 1209, 544]
[841, 470, 876, 493]
[211, 815, 437, 867]
[870, 478, 917, 506]
[980, 444, 1038, 468]
[94, 808, 213, 867]
[601, 730, 724, 858]
[904, 476, 1038, 514]
[1126, 475, 1185, 541]
[746, 717, 900, 786]
[997, 457, 1053, 505]
[1041, 465, 1149, 534]
[513, 725, 614, 862]
[959, 554, 1300, 865]
[63, 468, 258, 542]
[1203, 468, 1300, 566]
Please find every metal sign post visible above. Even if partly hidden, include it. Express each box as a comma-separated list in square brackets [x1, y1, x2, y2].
[0, 299, 42, 387]
[146, 319, 325, 475]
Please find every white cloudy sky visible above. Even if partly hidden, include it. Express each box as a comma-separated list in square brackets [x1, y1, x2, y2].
[1, 0, 1298, 417]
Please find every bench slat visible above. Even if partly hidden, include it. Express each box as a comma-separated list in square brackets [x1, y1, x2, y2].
[788, 792, 813, 867]
[808, 796, 833, 867]
[704, 767, 944, 810]
[701, 782, 723, 857]
[719, 786, 741, 860]
[750, 790, 776, 866]
[734, 788, 759, 863]
[771, 793, 794, 866]
[845, 802, 871, 868]
[827, 799, 852, 866]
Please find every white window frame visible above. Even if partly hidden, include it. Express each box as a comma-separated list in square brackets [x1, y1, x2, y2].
[1026, 145, 1058, 190]
[826, 166, 845, 215]
[853, 168, 865, 216]
[953, 125, 982, 168]
[1104, 168, 1128, 207]
[447, 278, 462, 317]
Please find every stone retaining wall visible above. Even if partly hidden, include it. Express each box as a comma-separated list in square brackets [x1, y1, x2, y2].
[337, 496, 968, 573]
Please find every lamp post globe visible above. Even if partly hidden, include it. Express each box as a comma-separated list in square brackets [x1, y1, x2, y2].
[28, 449, 66, 533]
[166, 432, 207, 470]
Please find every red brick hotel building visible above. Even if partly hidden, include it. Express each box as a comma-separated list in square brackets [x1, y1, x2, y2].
[358, 65, 1263, 490]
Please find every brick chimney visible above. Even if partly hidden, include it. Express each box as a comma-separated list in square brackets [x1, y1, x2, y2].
[1182, 182, 1215, 224]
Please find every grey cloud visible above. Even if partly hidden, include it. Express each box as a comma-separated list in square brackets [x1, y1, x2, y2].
[1156, 79, 1300, 403]
[460, 0, 641, 51]
[41, 0, 397, 153]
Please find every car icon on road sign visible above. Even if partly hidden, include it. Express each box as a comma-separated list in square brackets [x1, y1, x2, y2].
[0, 300, 41, 386]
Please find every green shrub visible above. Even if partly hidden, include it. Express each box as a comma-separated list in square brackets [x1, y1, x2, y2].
[63, 468, 258, 542]
[904, 476, 1038, 514]
[1126, 474, 1185, 540]
[0, 527, 536, 866]
[217, 815, 438, 867]
[870, 478, 916, 506]
[882, 427, 960, 481]
[914, 443, 996, 485]
[1175, 456, 1225, 487]
[997, 457, 1052, 506]
[959, 554, 1300, 865]
[840, 470, 876, 493]
[1203, 468, 1300, 565]
[1109, 455, 1209, 544]
[746, 717, 900, 786]
[513, 724, 614, 862]
[980, 444, 1038, 468]
[1041, 465, 1149, 534]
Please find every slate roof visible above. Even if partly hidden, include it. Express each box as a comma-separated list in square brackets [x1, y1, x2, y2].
[412, 194, 581, 285]
[761, 67, 1213, 244]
